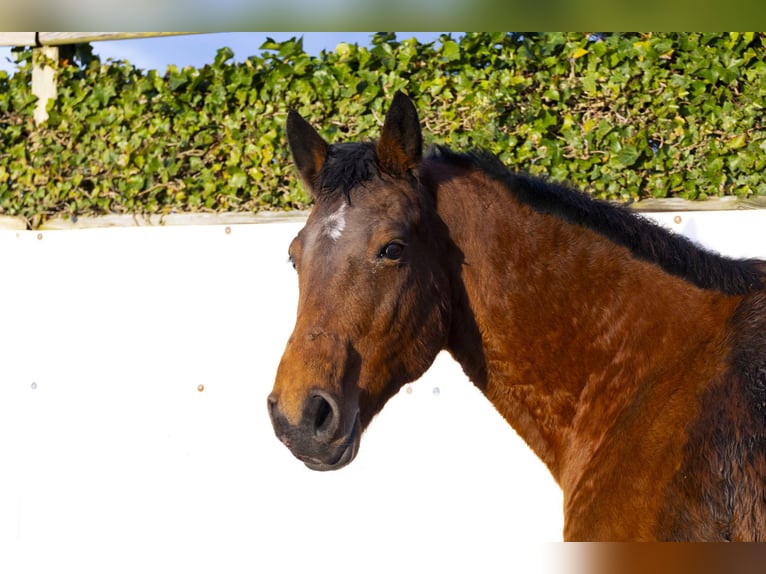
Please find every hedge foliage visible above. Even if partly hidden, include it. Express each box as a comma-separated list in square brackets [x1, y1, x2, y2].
[1, 32, 765, 227]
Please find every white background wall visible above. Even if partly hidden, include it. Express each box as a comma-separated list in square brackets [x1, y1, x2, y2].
[1, 210, 764, 573]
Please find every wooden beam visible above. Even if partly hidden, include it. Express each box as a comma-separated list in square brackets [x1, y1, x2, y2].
[37, 32, 196, 46]
[627, 196, 766, 212]
[0, 32, 36, 46]
[0, 32, 196, 48]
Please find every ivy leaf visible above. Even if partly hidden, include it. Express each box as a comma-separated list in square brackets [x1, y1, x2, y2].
[92, 83, 116, 107]
[572, 47, 588, 59]
[441, 40, 461, 62]
[214, 47, 235, 67]
[581, 73, 598, 94]
[727, 133, 746, 150]
[228, 166, 247, 189]
[616, 145, 641, 167]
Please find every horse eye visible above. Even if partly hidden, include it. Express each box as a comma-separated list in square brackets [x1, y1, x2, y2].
[380, 242, 405, 261]
[288, 255, 297, 270]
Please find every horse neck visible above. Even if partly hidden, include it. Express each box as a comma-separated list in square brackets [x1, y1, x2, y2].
[431, 163, 742, 486]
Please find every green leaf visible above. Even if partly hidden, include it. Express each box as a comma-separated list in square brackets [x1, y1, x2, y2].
[726, 133, 746, 150]
[228, 166, 247, 189]
[214, 47, 234, 67]
[616, 145, 641, 168]
[581, 73, 598, 95]
[441, 40, 461, 62]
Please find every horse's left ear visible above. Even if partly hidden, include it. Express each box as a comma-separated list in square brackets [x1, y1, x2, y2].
[376, 91, 423, 176]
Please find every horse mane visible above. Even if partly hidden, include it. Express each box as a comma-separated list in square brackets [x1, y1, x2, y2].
[316, 142, 379, 203]
[426, 145, 764, 296]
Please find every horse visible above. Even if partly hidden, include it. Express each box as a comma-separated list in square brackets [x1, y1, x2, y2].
[267, 91, 766, 541]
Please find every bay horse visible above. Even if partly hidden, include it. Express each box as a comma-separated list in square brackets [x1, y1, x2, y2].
[267, 91, 766, 541]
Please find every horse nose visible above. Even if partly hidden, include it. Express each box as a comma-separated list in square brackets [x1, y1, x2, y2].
[267, 390, 340, 444]
[305, 390, 340, 443]
[268, 389, 361, 471]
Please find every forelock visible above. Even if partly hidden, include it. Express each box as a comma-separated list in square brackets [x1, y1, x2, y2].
[316, 142, 379, 202]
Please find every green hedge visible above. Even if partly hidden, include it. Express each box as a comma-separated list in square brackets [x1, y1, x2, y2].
[1, 32, 765, 228]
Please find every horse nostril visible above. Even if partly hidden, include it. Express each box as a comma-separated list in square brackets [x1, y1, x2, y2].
[308, 391, 339, 442]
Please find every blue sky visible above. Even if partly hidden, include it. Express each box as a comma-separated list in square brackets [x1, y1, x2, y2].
[0, 32, 451, 74]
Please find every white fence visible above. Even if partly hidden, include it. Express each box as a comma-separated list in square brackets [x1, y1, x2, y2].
[1, 210, 765, 572]
[0, 32, 192, 124]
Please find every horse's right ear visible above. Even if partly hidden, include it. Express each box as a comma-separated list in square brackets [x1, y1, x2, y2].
[286, 110, 329, 191]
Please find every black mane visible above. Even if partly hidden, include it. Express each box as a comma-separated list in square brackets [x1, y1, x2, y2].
[316, 142, 379, 203]
[427, 145, 764, 296]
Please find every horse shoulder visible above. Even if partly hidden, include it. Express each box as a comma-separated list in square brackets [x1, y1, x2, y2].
[562, 288, 765, 541]
[655, 290, 766, 541]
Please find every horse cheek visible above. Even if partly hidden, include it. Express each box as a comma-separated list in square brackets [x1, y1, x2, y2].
[396, 269, 451, 382]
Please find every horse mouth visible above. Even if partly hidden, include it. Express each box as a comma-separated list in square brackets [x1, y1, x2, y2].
[300, 412, 361, 471]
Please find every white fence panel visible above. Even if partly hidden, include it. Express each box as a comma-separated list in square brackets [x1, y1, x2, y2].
[0, 210, 764, 573]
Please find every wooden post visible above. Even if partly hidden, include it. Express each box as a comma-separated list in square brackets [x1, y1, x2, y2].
[32, 45, 58, 125]
[2, 33, 196, 127]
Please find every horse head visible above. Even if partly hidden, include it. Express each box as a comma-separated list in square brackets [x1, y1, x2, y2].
[268, 92, 452, 470]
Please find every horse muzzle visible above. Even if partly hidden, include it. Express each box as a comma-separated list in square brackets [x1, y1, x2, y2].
[267, 389, 361, 471]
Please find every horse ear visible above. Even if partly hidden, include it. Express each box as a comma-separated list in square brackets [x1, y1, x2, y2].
[286, 110, 329, 192]
[376, 91, 422, 176]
